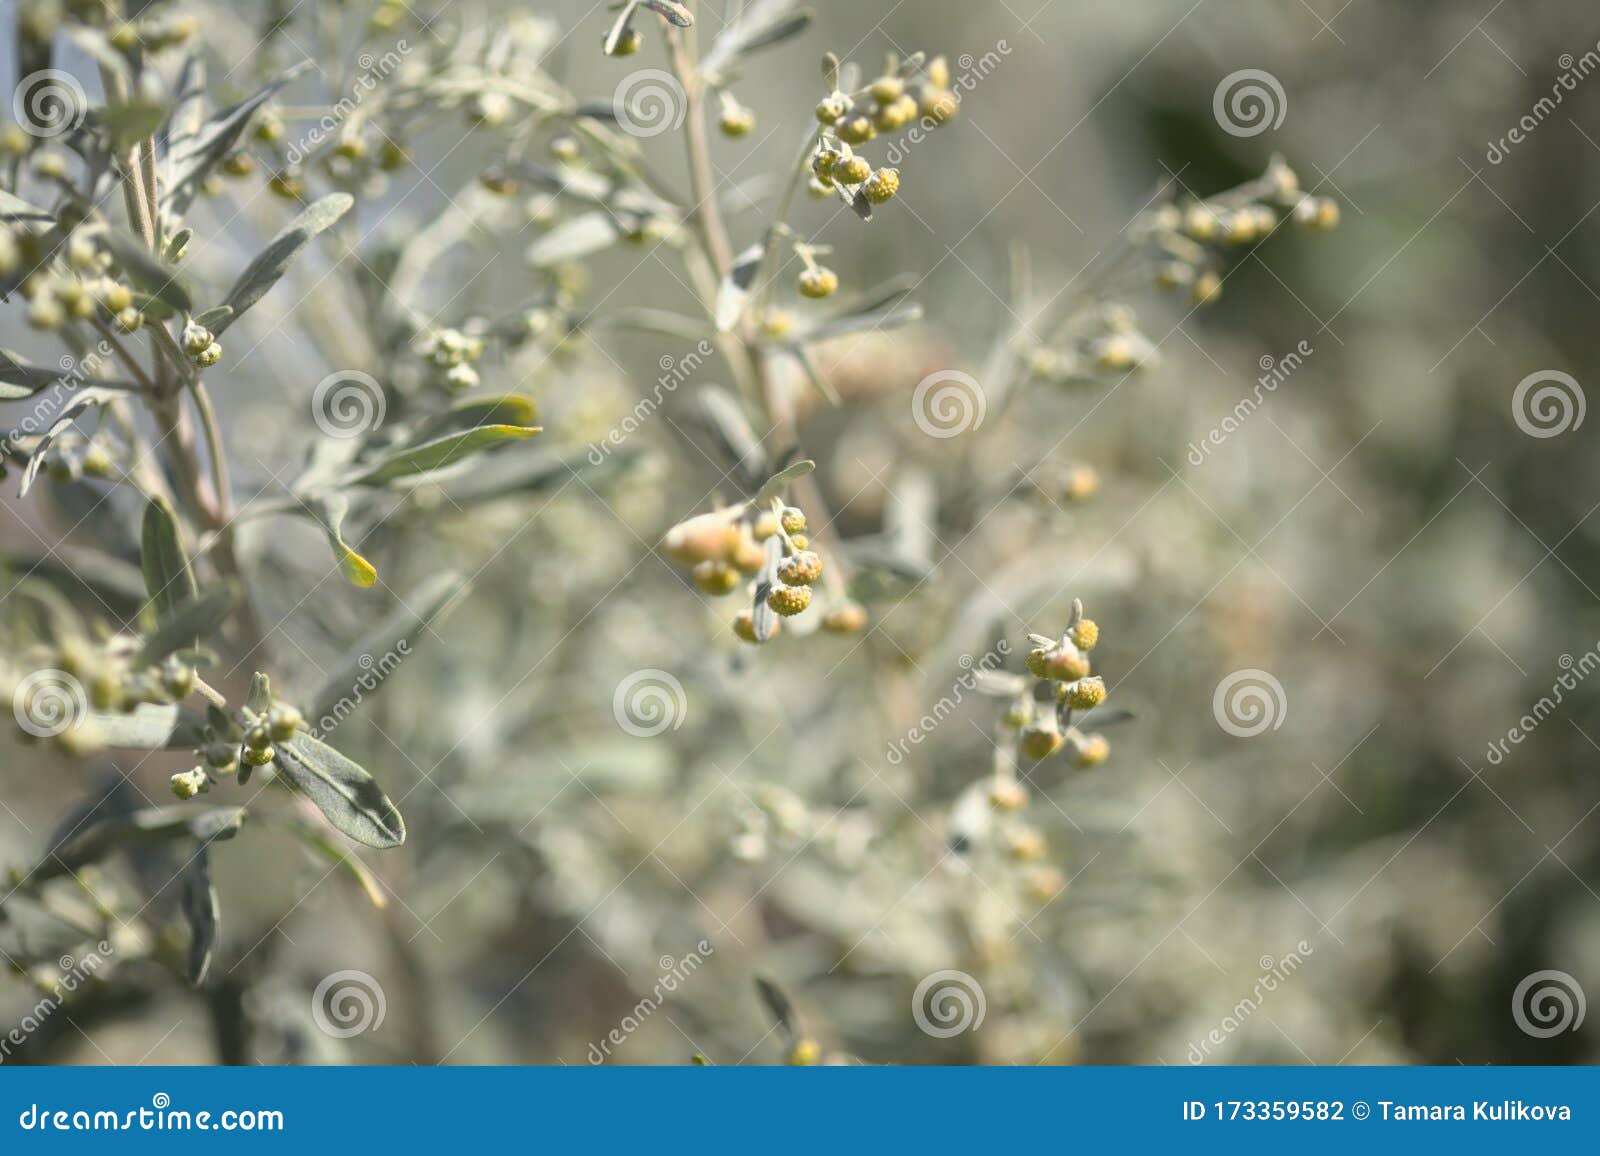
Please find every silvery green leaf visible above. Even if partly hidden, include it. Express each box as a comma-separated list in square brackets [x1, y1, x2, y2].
[754, 458, 815, 504]
[689, 387, 767, 485]
[136, 581, 241, 665]
[103, 229, 194, 313]
[306, 570, 468, 730]
[350, 423, 541, 486]
[821, 52, 840, 92]
[273, 734, 406, 849]
[753, 975, 798, 1038]
[848, 187, 874, 221]
[211, 193, 354, 334]
[64, 26, 131, 85]
[86, 702, 204, 750]
[141, 495, 196, 616]
[974, 670, 1027, 697]
[715, 240, 766, 332]
[1, 349, 76, 398]
[435, 444, 643, 508]
[525, 211, 624, 267]
[97, 100, 170, 149]
[191, 305, 234, 330]
[700, 0, 812, 83]
[37, 805, 246, 882]
[179, 849, 219, 986]
[284, 819, 388, 909]
[246, 672, 272, 716]
[304, 493, 377, 588]
[780, 343, 841, 406]
[164, 228, 193, 263]
[603, 1, 642, 55]
[751, 534, 783, 641]
[18, 386, 120, 496]
[598, 308, 711, 341]
[162, 62, 311, 213]
[640, 0, 693, 26]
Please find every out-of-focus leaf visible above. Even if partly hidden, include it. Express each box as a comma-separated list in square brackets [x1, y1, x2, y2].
[1, 350, 76, 398]
[136, 581, 241, 665]
[38, 805, 246, 882]
[306, 571, 468, 731]
[435, 444, 643, 508]
[273, 733, 406, 849]
[103, 229, 194, 313]
[351, 424, 541, 486]
[141, 495, 195, 616]
[17, 386, 120, 496]
[525, 211, 623, 267]
[211, 194, 353, 334]
[284, 819, 389, 909]
[412, 396, 537, 443]
[781, 344, 842, 406]
[162, 62, 311, 212]
[304, 494, 377, 588]
[701, 0, 812, 83]
[99, 100, 170, 149]
[179, 849, 219, 986]
[751, 535, 783, 641]
[754, 975, 798, 1038]
[641, 0, 693, 26]
[87, 702, 209, 750]
[754, 458, 815, 504]
[597, 308, 710, 341]
[715, 240, 767, 332]
[688, 387, 767, 486]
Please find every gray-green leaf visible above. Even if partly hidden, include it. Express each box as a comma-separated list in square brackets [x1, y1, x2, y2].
[273, 734, 406, 848]
[141, 495, 196, 616]
[211, 193, 353, 335]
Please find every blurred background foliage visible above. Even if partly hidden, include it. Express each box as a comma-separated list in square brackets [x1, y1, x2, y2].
[3, 0, 1600, 1065]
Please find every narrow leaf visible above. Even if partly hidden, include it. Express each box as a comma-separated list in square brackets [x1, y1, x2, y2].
[103, 230, 194, 313]
[136, 581, 241, 666]
[754, 458, 815, 504]
[274, 733, 407, 849]
[305, 494, 377, 588]
[212, 194, 354, 334]
[715, 240, 767, 333]
[352, 424, 541, 486]
[179, 849, 219, 986]
[525, 211, 623, 267]
[141, 495, 196, 616]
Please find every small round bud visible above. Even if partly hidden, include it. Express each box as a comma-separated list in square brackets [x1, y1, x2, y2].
[811, 151, 838, 182]
[788, 534, 809, 550]
[607, 27, 643, 56]
[204, 743, 239, 772]
[1002, 697, 1033, 728]
[548, 135, 581, 163]
[479, 168, 517, 195]
[445, 362, 479, 391]
[837, 115, 876, 145]
[245, 724, 272, 752]
[919, 88, 958, 123]
[1071, 619, 1099, 651]
[194, 342, 222, 368]
[242, 743, 276, 767]
[787, 1038, 821, 1066]
[989, 781, 1029, 811]
[27, 296, 64, 331]
[1025, 646, 1052, 679]
[862, 167, 900, 204]
[870, 76, 905, 104]
[269, 172, 305, 200]
[115, 306, 143, 332]
[161, 659, 195, 700]
[221, 151, 255, 177]
[926, 57, 952, 89]
[1061, 465, 1099, 502]
[1072, 732, 1110, 768]
[798, 267, 838, 299]
[170, 768, 208, 800]
[719, 107, 756, 138]
[253, 111, 285, 144]
[1006, 828, 1047, 862]
[777, 550, 822, 586]
[779, 507, 806, 534]
[1191, 270, 1223, 306]
[1019, 724, 1063, 760]
[1062, 676, 1106, 711]
[807, 176, 835, 199]
[379, 140, 410, 170]
[733, 609, 776, 643]
[759, 311, 795, 342]
[815, 92, 851, 125]
[474, 91, 515, 128]
[767, 583, 812, 617]
[1154, 261, 1193, 290]
[182, 321, 213, 355]
[693, 559, 741, 595]
[821, 602, 868, 634]
[1026, 867, 1067, 903]
[1044, 646, 1090, 682]
[268, 704, 303, 743]
[1183, 204, 1220, 241]
[836, 156, 871, 185]
[334, 133, 368, 161]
